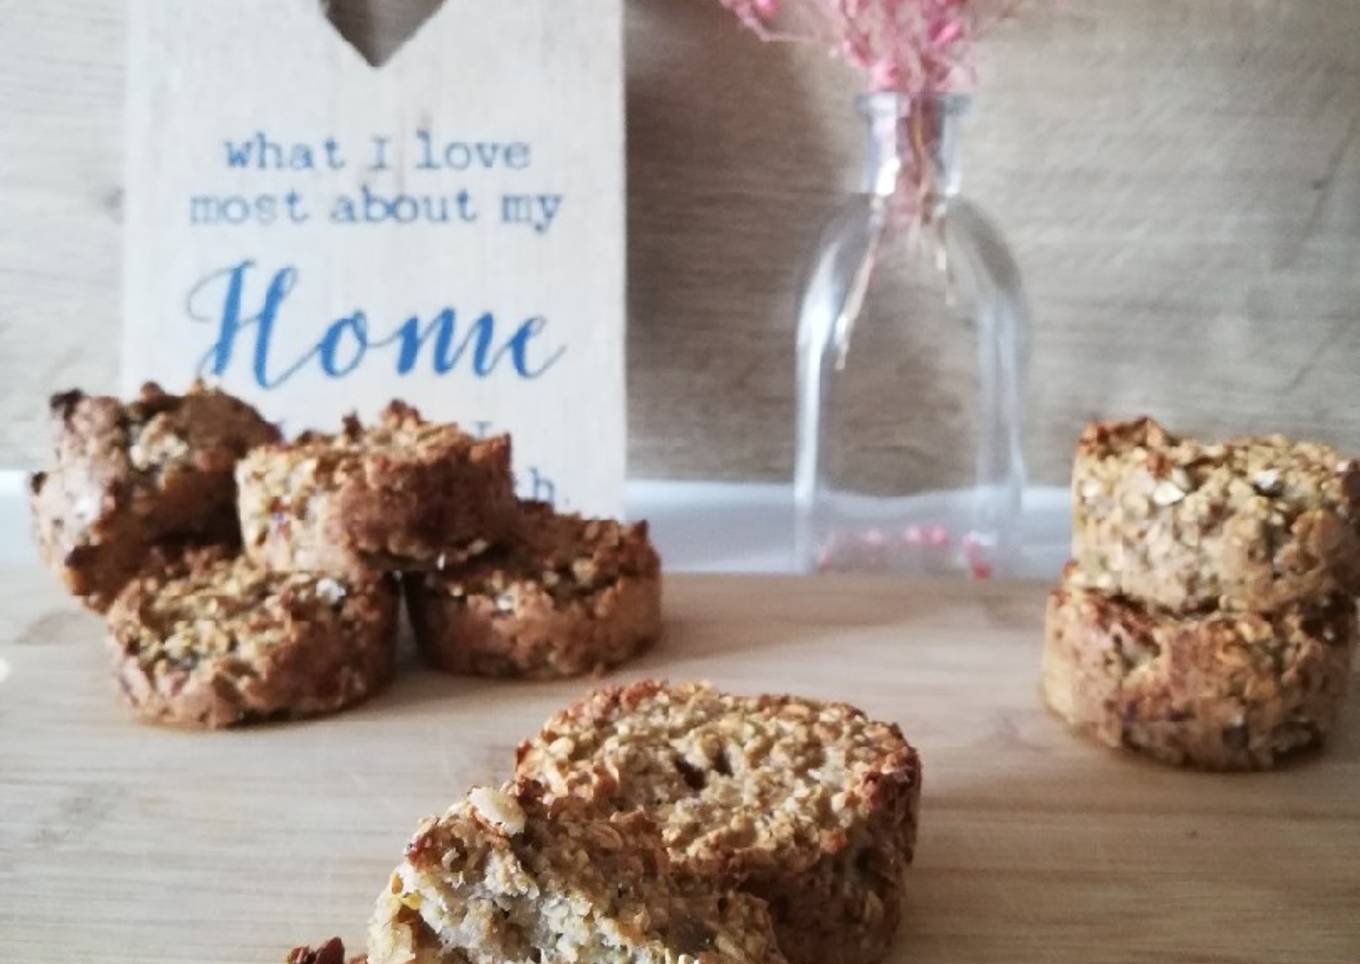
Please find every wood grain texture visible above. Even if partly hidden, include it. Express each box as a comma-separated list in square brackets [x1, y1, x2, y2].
[1, 566, 1358, 961]
[2, 0, 1359, 485]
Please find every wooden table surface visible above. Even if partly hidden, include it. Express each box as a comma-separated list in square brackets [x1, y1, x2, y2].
[2, 566, 1357, 963]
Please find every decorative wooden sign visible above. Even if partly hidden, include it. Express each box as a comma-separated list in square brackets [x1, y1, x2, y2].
[123, 0, 626, 515]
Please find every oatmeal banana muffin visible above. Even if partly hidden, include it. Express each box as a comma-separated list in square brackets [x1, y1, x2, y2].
[514, 681, 921, 964]
[106, 547, 397, 728]
[1070, 417, 1360, 612]
[29, 382, 279, 611]
[237, 402, 515, 578]
[1043, 571, 1356, 770]
[367, 782, 787, 964]
[406, 502, 661, 679]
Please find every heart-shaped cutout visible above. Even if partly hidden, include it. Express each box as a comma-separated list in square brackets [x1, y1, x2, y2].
[325, 0, 447, 68]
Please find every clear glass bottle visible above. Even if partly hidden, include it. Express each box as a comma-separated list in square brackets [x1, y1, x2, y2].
[794, 93, 1030, 577]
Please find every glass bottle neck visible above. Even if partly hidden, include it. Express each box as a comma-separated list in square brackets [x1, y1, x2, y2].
[858, 93, 969, 201]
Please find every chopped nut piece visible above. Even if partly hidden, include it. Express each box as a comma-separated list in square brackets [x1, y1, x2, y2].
[283, 937, 351, 964]
[467, 786, 526, 836]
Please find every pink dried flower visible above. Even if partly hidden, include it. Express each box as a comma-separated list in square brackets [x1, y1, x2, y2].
[719, 0, 1023, 97]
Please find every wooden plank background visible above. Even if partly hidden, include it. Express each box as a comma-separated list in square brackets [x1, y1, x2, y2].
[2, 0, 1358, 485]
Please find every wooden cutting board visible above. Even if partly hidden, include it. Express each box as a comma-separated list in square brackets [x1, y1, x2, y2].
[2, 565, 1357, 963]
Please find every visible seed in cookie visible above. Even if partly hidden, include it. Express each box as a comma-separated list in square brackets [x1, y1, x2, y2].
[1151, 480, 1186, 506]
[315, 577, 347, 605]
[1252, 469, 1283, 496]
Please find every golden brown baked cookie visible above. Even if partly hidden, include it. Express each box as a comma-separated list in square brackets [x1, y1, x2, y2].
[28, 381, 279, 611]
[236, 402, 515, 578]
[106, 547, 397, 728]
[406, 502, 661, 679]
[367, 781, 787, 964]
[514, 681, 921, 964]
[1070, 417, 1360, 612]
[1043, 573, 1356, 769]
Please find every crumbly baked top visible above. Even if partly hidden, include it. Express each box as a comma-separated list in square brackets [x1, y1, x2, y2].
[515, 681, 919, 877]
[1077, 418, 1360, 525]
[110, 548, 387, 671]
[43, 380, 279, 493]
[421, 502, 659, 607]
[1071, 418, 1360, 610]
[240, 401, 506, 490]
[369, 782, 786, 964]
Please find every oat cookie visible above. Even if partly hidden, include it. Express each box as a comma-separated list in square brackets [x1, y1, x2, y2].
[106, 547, 397, 728]
[515, 681, 921, 964]
[1043, 573, 1356, 769]
[367, 782, 787, 964]
[406, 502, 661, 679]
[29, 382, 279, 611]
[1070, 417, 1360, 612]
[237, 402, 515, 578]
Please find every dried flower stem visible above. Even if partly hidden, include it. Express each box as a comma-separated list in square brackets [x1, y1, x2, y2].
[719, 0, 1025, 220]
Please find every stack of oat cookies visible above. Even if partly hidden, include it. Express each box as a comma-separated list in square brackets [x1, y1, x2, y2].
[235, 400, 662, 684]
[1043, 417, 1360, 769]
[30, 383, 662, 728]
[290, 680, 922, 964]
